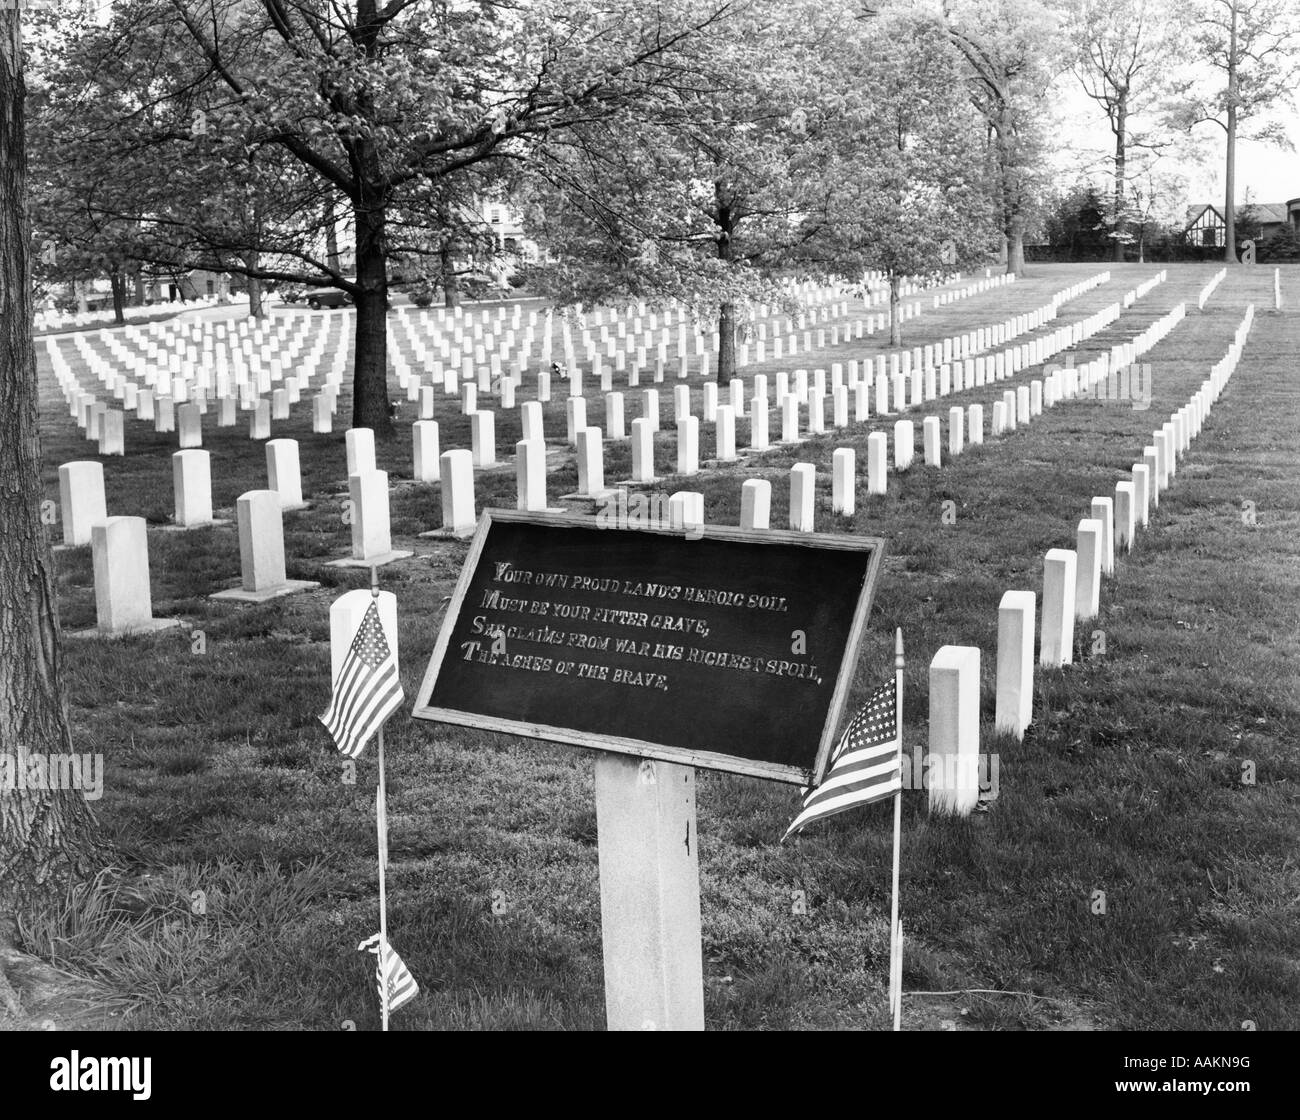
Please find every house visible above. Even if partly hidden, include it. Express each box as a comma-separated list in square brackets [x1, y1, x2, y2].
[1184, 200, 1300, 248]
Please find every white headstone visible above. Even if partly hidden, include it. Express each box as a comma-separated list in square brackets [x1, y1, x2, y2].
[210, 490, 319, 601]
[439, 449, 476, 535]
[88, 516, 176, 636]
[470, 409, 497, 468]
[266, 438, 305, 510]
[1040, 549, 1077, 667]
[58, 461, 107, 547]
[740, 479, 770, 530]
[922, 416, 942, 467]
[630, 417, 656, 483]
[676, 416, 699, 476]
[172, 450, 214, 527]
[346, 428, 377, 476]
[893, 420, 914, 470]
[832, 448, 855, 516]
[789, 463, 815, 531]
[1091, 497, 1114, 575]
[928, 645, 981, 816]
[1114, 481, 1135, 552]
[867, 432, 888, 495]
[413, 420, 441, 483]
[177, 403, 203, 449]
[1075, 519, 1102, 622]
[577, 427, 606, 496]
[995, 590, 1035, 738]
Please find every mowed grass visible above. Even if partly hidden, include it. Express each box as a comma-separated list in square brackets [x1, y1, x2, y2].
[24, 264, 1300, 1030]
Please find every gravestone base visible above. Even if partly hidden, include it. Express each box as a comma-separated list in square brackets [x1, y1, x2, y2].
[157, 518, 232, 533]
[210, 579, 320, 603]
[614, 476, 662, 488]
[557, 488, 620, 505]
[66, 617, 184, 641]
[419, 526, 478, 541]
[326, 549, 414, 569]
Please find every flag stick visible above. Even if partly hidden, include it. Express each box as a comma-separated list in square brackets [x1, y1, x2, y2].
[371, 564, 390, 1033]
[889, 626, 904, 1031]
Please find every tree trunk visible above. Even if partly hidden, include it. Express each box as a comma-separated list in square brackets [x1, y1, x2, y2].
[244, 252, 264, 318]
[1225, 1, 1238, 264]
[131, 266, 145, 307]
[351, 184, 393, 436]
[0, 13, 98, 920]
[109, 268, 125, 325]
[1113, 97, 1127, 263]
[324, 195, 341, 273]
[1007, 215, 1026, 277]
[714, 184, 735, 385]
[441, 243, 460, 308]
[717, 301, 736, 385]
[888, 274, 902, 347]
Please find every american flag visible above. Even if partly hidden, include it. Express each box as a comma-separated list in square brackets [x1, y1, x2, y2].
[320, 601, 403, 759]
[357, 933, 419, 1014]
[782, 677, 901, 842]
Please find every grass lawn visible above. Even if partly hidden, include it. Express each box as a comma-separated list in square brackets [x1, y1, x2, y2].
[23, 263, 1299, 1030]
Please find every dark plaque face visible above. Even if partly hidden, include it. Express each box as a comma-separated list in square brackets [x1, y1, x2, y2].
[411, 511, 884, 784]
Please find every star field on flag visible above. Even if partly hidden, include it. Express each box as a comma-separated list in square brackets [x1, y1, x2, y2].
[782, 677, 902, 842]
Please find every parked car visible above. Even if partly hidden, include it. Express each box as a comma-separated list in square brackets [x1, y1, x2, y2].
[304, 281, 392, 310]
[306, 287, 353, 310]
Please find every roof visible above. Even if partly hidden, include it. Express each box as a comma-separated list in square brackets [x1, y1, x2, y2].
[1185, 202, 1291, 228]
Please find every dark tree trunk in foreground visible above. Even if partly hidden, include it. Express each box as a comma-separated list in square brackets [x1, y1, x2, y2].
[110, 268, 125, 324]
[0, 13, 98, 925]
[714, 183, 736, 385]
[717, 299, 736, 385]
[889, 273, 902, 347]
[351, 179, 392, 436]
[441, 243, 460, 309]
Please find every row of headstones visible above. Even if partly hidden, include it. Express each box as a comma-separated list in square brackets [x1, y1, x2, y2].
[928, 304, 1256, 813]
[389, 269, 1008, 380]
[1197, 269, 1227, 311]
[51, 317, 350, 416]
[387, 267, 1121, 432]
[66, 284, 1187, 570]
[33, 295, 232, 332]
[55, 267, 1113, 462]
[276, 269, 1119, 460]
[56, 312, 344, 396]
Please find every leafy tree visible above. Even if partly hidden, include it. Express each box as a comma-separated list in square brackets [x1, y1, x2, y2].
[38, 0, 749, 433]
[521, 0, 839, 382]
[799, 4, 998, 343]
[1068, 0, 1185, 261]
[940, 0, 1061, 275]
[1171, 0, 1300, 263]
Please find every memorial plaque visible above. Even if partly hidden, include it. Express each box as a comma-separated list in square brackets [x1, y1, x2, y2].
[412, 510, 885, 785]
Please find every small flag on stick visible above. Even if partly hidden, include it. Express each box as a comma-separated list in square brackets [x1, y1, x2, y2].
[320, 601, 403, 760]
[782, 677, 901, 842]
[357, 933, 419, 1015]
